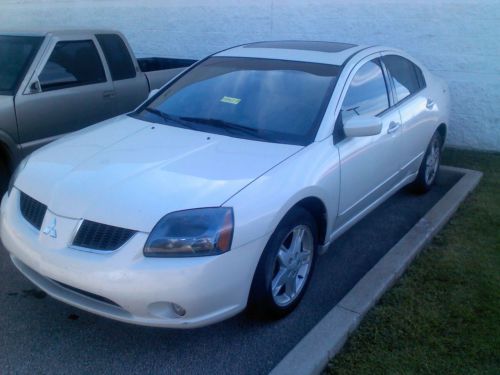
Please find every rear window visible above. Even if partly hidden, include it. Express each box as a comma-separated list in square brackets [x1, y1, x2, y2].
[0, 35, 42, 94]
[134, 57, 340, 146]
[96, 34, 136, 81]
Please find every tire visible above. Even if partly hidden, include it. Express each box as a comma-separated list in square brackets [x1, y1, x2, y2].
[410, 131, 442, 194]
[248, 206, 318, 319]
[0, 156, 10, 194]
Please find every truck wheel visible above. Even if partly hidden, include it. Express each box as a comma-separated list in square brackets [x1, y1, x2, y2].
[410, 131, 442, 194]
[248, 207, 318, 318]
[0, 157, 9, 194]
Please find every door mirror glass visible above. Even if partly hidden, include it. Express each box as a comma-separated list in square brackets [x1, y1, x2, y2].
[148, 88, 159, 99]
[344, 115, 382, 137]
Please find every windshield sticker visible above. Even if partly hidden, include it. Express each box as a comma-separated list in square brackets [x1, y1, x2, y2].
[220, 96, 241, 105]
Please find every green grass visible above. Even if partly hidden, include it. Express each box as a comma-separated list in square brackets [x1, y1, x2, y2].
[326, 148, 500, 375]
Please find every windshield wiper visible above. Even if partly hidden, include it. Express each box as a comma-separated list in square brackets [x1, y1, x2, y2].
[178, 116, 272, 142]
[143, 108, 196, 130]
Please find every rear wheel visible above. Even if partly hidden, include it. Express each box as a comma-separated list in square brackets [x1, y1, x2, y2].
[410, 131, 442, 194]
[248, 207, 318, 318]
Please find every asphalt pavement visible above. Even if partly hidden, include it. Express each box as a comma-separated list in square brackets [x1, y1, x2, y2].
[0, 170, 462, 375]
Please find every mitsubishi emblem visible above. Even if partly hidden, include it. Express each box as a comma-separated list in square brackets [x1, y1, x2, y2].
[43, 218, 57, 238]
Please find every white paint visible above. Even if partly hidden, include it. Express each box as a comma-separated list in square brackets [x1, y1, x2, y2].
[1, 0, 499, 150]
[1, 44, 447, 327]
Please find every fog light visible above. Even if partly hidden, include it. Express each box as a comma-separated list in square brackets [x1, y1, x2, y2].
[172, 303, 186, 317]
[148, 301, 187, 319]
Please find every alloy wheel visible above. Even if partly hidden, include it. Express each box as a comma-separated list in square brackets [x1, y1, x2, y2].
[425, 136, 440, 185]
[271, 225, 314, 307]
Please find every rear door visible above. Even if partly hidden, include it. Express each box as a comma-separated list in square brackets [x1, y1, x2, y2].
[15, 34, 114, 150]
[381, 54, 433, 177]
[334, 56, 403, 229]
[95, 33, 149, 116]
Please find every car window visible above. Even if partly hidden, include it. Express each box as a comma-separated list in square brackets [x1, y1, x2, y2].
[0, 35, 43, 94]
[96, 34, 136, 81]
[39, 40, 106, 91]
[341, 59, 389, 125]
[134, 57, 340, 146]
[383, 55, 423, 102]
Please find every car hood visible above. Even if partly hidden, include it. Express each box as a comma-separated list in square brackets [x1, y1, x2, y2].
[15, 116, 301, 232]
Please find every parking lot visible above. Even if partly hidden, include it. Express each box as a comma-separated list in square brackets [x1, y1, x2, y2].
[0, 169, 462, 375]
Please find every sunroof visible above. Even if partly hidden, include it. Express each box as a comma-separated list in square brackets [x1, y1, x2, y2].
[243, 41, 357, 53]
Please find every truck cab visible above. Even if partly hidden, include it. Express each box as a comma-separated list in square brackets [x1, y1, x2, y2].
[0, 30, 195, 176]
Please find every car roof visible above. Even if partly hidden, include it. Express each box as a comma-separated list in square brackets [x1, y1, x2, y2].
[0, 29, 119, 38]
[216, 40, 370, 66]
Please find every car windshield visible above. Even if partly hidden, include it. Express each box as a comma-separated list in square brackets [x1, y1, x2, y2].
[133, 57, 340, 145]
[0, 35, 43, 94]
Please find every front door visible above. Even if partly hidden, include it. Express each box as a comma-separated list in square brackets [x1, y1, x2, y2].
[335, 57, 403, 230]
[15, 36, 114, 152]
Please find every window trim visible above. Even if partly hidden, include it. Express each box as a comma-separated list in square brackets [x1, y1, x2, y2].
[380, 54, 427, 109]
[38, 39, 107, 92]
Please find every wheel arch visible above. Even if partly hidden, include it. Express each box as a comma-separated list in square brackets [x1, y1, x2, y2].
[0, 131, 20, 173]
[437, 123, 447, 148]
[287, 196, 328, 248]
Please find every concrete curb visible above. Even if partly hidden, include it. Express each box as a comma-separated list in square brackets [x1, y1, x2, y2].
[269, 166, 482, 375]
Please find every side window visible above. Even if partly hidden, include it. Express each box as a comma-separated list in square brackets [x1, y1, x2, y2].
[341, 59, 389, 125]
[39, 40, 106, 91]
[96, 34, 136, 81]
[383, 55, 423, 103]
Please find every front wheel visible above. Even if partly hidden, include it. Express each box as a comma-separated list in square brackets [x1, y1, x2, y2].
[0, 157, 10, 194]
[410, 131, 442, 194]
[248, 207, 318, 318]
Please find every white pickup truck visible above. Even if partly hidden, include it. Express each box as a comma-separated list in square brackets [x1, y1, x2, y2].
[0, 29, 196, 179]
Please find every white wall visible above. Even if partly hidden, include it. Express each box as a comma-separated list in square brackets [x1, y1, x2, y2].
[1, 0, 499, 151]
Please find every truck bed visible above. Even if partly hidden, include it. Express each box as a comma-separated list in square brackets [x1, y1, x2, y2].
[137, 57, 196, 90]
[137, 57, 196, 72]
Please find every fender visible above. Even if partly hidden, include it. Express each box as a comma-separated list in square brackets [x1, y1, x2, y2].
[224, 137, 341, 251]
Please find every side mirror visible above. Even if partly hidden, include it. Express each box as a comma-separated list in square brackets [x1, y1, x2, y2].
[29, 80, 41, 94]
[343, 115, 383, 137]
[148, 89, 159, 99]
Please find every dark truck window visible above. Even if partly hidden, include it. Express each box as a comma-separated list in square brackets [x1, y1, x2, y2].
[0, 35, 42, 94]
[383, 55, 424, 102]
[39, 40, 106, 91]
[96, 34, 136, 81]
[134, 57, 340, 146]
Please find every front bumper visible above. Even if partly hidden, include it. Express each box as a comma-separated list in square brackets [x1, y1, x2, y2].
[0, 190, 265, 328]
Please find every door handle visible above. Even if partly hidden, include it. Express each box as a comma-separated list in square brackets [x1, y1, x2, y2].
[103, 90, 116, 99]
[426, 98, 435, 110]
[387, 121, 401, 134]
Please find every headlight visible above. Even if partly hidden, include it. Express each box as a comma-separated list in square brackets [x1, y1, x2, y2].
[143, 207, 234, 257]
[8, 156, 29, 196]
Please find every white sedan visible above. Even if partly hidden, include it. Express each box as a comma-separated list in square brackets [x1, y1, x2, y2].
[1, 41, 449, 328]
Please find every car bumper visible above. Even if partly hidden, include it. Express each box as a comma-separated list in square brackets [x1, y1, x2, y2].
[0, 190, 266, 328]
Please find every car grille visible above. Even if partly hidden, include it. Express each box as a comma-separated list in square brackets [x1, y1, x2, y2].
[19, 192, 47, 230]
[73, 220, 136, 251]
